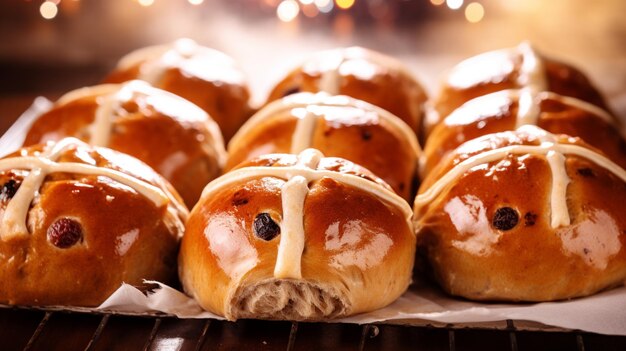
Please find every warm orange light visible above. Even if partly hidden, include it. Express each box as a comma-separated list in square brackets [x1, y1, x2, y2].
[138, 0, 154, 7]
[335, 0, 355, 10]
[40, 1, 58, 19]
[465, 2, 484, 23]
[430, 0, 445, 5]
[446, 0, 463, 10]
[302, 4, 320, 17]
[277, 0, 300, 22]
[333, 12, 354, 36]
[263, 0, 281, 7]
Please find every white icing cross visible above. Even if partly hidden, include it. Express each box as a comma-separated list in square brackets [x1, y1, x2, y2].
[0, 138, 185, 241]
[137, 39, 199, 85]
[514, 89, 614, 129]
[513, 43, 614, 130]
[414, 126, 626, 229]
[117, 38, 200, 85]
[228, 93, 421, 157]
[290, 111, 318, 154]
[516, 42, 548, 91]
[513, 42, 547, 128]
[56, 81, 148, 148]
[89, 82, 140, 146]
[318, 54, 345, 95]
[201, 148, 413, 279]
[313, 47, 412, 96]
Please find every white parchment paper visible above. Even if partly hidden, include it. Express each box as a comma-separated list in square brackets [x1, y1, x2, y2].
[2, 99, 626, 336]
[95, 280, 626, 336]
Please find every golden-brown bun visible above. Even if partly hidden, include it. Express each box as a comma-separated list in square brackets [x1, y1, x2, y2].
[429, 42, 613, 135]
[104, 38, 253, 142]
[179, 149, 415, 321]
[422, 90, 626, 178]
[265, 47, 428, 140]
[23, 80, 226, 208]
[415, 126, 626, 302]
[227, 93, 421, 201]
[0, 138, 187, 307]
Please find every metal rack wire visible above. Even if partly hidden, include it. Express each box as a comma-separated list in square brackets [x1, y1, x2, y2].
[1, 307, 623, 351]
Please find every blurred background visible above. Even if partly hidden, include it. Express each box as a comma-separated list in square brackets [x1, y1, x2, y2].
[0, 0, 625, 131]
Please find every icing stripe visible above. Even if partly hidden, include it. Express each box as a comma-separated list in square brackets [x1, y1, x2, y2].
[202, 157, 413, 228]
[0, 158, 171, 206]
[118, 39, 197, 78]
[515, 88, 541, 127]
[55, 82, 149, 148]
[1, 168, 46, 239]
[295, 148, 323, 169]
[90, 94, 118, 146]
[56, 84, 120, 107]
[541, 91, 614, 124]
[516, 42, 548, 90]
[0, 139, 184, 241]
[1, 138, 85, 239]
[512, 89, 615, 129]
[137, 39, 198, 85]
[415, 139, 626, 229]
[116, 39, 236, 87]
[90, 82, 147, 147]
[310, 47, 415, 93]
[318, 60, 343, 95]
[229, 93, 421, 157]
[546, 150, 571, 227]
[290, 111, 318, 154]
[512, 42, 546, 128]
[207, 149, 411, 279]
[274, 175, 309, 279]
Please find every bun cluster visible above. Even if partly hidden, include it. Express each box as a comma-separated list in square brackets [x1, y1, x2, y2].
[418, 43, 626, 302]
[2, 40, 624, 320]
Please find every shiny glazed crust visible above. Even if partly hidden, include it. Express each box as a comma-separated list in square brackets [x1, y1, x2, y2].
[23, 82, 226, 207]
[104, 42, 253, 142]
[429, 45, 612, 134]
[179, 152, 415, 320]
[227, 93, 421, 201]
[415, 129, 626, 301]
[0, 141, 186, 307]
[422, 90, 626, 178]
[265, 47, 428, 139]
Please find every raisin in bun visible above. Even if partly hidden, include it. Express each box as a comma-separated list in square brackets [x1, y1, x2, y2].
[266, 47, 428, 140]
[23, 80, 226, 208]
[415, 126, 626, 302]
[428, 42, 613, 135]
[227, 93, 420, 201]
[0, 138, 187, 307]
[179, 149, 415, 321]
[104, 38, 253, 142]
[421, 89, 626, 178]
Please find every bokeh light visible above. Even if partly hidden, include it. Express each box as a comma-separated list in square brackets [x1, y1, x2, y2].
[465, 2, 484, 23]
[335, 0, 355, 10]
[188, 0, 204, 5]
[446, 0, 463, 10]
[40, 1, 58, 19]
[137, 0, 155, 7]
[315, 0, 333, 13]
[277, 0, 300, 22]
[430, 0, 445, 5]
[302, 4, 320, 17]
